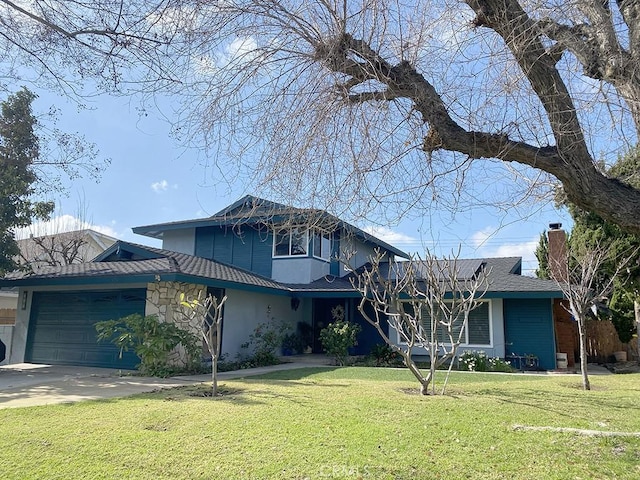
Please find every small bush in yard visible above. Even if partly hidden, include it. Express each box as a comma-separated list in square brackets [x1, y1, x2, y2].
[95, 314, 200, 376]
[320, 320, 361, 366]
[458, 350, 513, 373]
[369, 343, 403, 366]
[240, 309, 290, 367]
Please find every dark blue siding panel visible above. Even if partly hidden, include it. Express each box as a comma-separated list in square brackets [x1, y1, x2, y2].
[214, 230, 234, 264]
[330, 232, 341, 276]
[195, 225, 273, 278]
[194, 227, 215, 259]
[232, 230, 253, 271]
[250, 229, 273, 278]
[351, 299, 387, 355]
[26, 290, 146, 369]
[504, 298, 556, 370]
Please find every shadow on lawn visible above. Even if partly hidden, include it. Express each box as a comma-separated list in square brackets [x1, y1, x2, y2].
[129, 382, 318, 407]
[235, 366, 339, 381]
[476, 384, 640, 422]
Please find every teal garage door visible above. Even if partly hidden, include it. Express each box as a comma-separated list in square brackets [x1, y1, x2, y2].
[26, 290, 146, 369]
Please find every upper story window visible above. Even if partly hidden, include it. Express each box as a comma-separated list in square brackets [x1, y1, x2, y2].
[273, 227, 308, 257]
[312, 229, 331, 260]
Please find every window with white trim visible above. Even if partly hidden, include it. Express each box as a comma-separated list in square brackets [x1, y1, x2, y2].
[312, 229, 331, 260]
[273, 227, 308, 257]
[420, 301, 491, 346]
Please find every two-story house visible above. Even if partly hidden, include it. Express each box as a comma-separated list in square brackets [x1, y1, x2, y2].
[0, 196, 564, 370]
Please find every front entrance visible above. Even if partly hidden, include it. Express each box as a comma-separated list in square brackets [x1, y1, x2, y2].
[312, 298, 346, 353]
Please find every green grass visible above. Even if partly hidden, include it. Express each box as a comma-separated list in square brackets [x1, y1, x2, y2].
[1, 367, 640, 479]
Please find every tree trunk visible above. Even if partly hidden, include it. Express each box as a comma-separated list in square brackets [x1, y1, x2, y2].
[576, 316, 591, 391]
[404, 352, 432, 395]
[634, 299, 640, 360]
[211, 354, 218, 397]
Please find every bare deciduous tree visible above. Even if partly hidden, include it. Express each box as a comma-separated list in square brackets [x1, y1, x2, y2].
[4, 1, 640, 232]
[550, 240, 637, 390]
[352, 249, 490, 395]
[162, 0, 640, 233]
[180, 291, 227, 397]
[0, 0, 181, 96]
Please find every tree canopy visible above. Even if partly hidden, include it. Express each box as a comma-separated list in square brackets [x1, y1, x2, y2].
[0, 88, 54, 273]
[2, 1, 640, 231]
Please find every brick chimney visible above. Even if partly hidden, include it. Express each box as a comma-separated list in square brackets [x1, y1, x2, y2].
[547, 223, 567, 282]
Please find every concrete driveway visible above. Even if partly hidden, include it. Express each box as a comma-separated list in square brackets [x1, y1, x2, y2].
[0, 360, 329, 409]
[0, 363, 203, 409]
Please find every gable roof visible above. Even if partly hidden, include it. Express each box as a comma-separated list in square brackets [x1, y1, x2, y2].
[132, 195, 410, 259]
[290, 256, 561, 298]
[1, 242, 562, 299]
[1, 241, 288, 293]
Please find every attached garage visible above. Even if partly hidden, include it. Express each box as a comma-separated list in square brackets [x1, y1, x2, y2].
[26, 289, 146, 369]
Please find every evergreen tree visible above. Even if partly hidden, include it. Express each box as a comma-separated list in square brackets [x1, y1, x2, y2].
[534, 232, 550, 280]
[0, 88, 54, 273]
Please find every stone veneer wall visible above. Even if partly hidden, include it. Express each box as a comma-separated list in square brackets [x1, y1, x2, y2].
[146, 281, 207, 367]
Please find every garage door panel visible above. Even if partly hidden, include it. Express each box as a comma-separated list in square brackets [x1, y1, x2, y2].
[26, 290, 145, 369]
[31, 327, 96, 345]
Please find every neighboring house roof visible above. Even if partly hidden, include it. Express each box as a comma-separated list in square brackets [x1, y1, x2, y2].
[1, 242, 562, 299]
[132, 195, 410, 259]
[16, 229, 118, 268]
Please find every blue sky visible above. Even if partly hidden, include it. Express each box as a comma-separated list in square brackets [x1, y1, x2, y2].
[18, 88, 571, 275]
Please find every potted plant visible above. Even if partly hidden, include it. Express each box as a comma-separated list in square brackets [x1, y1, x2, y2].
[281, 332, 305, 355]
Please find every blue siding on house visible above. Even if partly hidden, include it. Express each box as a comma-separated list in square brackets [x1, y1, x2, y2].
[195, 226, 273, 278]
[232, 232, 253, 271]
[350, 299, 387, 355]
[504, 298, 556, 370]
[195, 227, 215, 259]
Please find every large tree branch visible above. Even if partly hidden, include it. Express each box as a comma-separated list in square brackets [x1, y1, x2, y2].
[466, 0, 590, 158]
[535, 7, 640, 135]
[617, 0, 640, 60]
[316, 21, 640, 234]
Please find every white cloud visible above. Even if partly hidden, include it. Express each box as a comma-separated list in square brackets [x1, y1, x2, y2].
[362, 226, 419, 247]
[14, 215, 120, 240]
[195, 36, 260, 75]
[470, 227, 494, 248]
[151, 180, 177, 193]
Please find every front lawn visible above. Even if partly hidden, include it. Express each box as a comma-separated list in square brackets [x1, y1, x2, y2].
[1, 368, 639, 479]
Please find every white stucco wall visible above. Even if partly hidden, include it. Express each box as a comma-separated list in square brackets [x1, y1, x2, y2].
[220, 289, 310, 358]
[271, 257, 330, 283]
[161, 228, 196, 254]
[0, 292, 17, 364]
[339, 237, 380, 276]
[9, 289, 31, 364]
